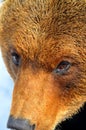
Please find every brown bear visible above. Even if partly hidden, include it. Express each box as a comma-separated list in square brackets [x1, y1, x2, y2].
[0, 0, 86, 130]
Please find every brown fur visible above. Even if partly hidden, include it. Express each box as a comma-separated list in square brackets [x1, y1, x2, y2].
[0, 0, 86, 130]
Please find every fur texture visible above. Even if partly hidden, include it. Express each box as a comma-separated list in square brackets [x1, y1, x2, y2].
[0, 0, 86, 130]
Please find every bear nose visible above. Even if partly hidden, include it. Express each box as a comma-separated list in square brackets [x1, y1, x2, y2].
[7, 116, 35, 130]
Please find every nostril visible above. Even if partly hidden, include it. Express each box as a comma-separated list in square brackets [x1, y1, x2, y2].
[7, 116, 35, 130]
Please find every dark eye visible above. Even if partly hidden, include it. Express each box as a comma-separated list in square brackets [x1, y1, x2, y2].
[54, 61, 71, 75]
[11, 52, 20, 66]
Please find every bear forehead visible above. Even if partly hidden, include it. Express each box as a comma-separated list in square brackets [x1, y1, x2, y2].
[0, 0, 86, 61]
[1, 0, 86, 37]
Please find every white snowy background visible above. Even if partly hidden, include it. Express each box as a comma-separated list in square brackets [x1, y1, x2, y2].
[0, 0, 14, 130]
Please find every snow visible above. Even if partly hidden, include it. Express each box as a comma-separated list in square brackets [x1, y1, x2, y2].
[0, 50, 14, 130]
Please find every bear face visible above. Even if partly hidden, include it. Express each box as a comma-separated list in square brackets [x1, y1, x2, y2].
[0, 0, 86, 130]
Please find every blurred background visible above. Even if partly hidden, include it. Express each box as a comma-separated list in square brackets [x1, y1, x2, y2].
[0, 1, 14, 130]
[0, 51, 13, 130]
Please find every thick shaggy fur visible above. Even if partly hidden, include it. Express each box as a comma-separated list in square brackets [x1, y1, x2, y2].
[0, 0, 86, 130]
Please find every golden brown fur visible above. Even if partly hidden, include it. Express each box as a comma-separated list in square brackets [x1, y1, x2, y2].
[0, 0, 86, 130]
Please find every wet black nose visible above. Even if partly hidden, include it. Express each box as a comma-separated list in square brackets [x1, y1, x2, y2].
[7, 116, 35, 130]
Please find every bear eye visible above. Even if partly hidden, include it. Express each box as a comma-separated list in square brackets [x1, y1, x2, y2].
[54, 61, 71, 75]
[11, 52, 21, 66]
